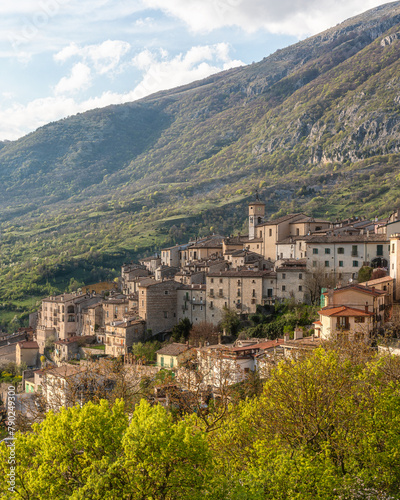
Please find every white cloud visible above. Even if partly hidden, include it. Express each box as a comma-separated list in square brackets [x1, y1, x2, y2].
[0, 43, 244, 140]
[54, 40, 131, 75]
[54, 62, 92, 94]
[144, 0, 389, 37]
[131, 43, 243, 98]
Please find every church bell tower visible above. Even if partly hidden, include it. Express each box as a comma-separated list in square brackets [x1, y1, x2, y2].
[248, 192, 265, 240]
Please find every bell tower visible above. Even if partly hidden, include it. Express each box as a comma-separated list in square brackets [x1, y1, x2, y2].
[248, 192, 265, 240]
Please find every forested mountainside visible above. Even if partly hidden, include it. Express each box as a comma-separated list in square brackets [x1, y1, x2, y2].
[2, 2, 400, 325]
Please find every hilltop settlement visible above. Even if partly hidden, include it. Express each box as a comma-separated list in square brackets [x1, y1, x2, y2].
[3, 197, 400, 411]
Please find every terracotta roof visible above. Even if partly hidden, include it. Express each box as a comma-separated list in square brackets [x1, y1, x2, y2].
[139, 279, 180, 289]
[207, 270, 275, 278]
[189, 236, 224, 249]
[301, 233, 388, 243]
[291, 217, 331, 224]
[257, 213, 306, 227]
[231, 339, 284, 352]
[359, 276, 393, 286]
[318, 306, 374, 317]
[156, 343, 192, 356]
[324, 284, 386, 296]
[18, 341, 39, 349]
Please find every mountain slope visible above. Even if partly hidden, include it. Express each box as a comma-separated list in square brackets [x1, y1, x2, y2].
[1, 2, 400, 324]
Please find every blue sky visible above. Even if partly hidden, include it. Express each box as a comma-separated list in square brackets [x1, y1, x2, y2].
[0, 0, 390, 141]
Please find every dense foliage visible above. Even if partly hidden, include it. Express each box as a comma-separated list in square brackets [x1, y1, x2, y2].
[1, 348, 400, 499]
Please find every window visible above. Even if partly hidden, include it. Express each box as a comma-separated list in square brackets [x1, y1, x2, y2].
[392, 243, 395, 253]
[269, 229, 272, 237]
[299, 273, 303, 279]
[325, 248, 331, 254]
[299, 285, 302, 292]
[267, 289, 273, 297]
[259, 231, 262, 238]
[351, 245, 358, 257]
[219, 278, 223, 283]
[355, 317, 365, 324]
[210, 278, 214, 283]
[209, 288, 214, 297]
[296, 228, 300, 236]
[282, 285, 286, 291]
[339, 261, 344, 267]
[219, 289, 223, 297]
[353, 260, 359, 267]
[325, 261, 330, 267]
[164, 311, 168, 318]
[313, 261, 317, 267]
[313, 248, 318, 254]
[164, 290, 169, 295]
[377, 244, 383, 256]
[237, 289, 241, 297]
[237, 280, 241, 286]
[338, 247, 344, 254]
[282, 273, 286, 279]
[252, 289, 256, 297]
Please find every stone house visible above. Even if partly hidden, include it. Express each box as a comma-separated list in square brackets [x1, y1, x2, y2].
[161, 244, 190, 268]
[139, 256, 161, 274]
[177, 284, 207, 325]
[205, 270, 277, 325]
[103, 297, 130, 325]
[16, 341, 39, 367]
[283, 233, 390, 283]
[185, 235, 224, 264]
[315, 283, 388, 339]
[36, 293, 102, 353]
[275, 259, 308, 303]
[104, 319, 146, 357]
[156, 343, 194, 369]
[138, 280, 181, 334]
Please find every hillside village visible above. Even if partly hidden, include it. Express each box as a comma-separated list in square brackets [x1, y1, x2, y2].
[2, 197, 400, 412]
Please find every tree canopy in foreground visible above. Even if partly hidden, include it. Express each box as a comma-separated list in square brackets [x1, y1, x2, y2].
[1, 347, 400, 499]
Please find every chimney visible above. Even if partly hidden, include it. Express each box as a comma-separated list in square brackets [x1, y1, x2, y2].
[365, 302, 369, 313]
[294, 327, 303, 341]
[284, 333, 290, 343]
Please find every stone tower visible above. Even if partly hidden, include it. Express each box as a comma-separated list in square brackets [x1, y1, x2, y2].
[248, 192, 265, 240]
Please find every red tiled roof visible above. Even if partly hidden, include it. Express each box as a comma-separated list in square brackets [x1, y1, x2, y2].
[323, 284, 386, 296]
[18, 341, 39, 349]
[318, 306, 373, 317]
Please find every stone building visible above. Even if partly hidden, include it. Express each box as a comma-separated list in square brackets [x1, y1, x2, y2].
[105, 319, 146, 357]
[16, 341, 39, 367]
[36, 293, 102, 353]
[205, 270, 277, 324]
[138, 280, 181, 334]
[177, 284, 207, 325]
[275, 259, 308, 303]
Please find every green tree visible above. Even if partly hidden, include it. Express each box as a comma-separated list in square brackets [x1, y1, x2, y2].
[220, 307, 240, 336]
[171, 317, 192, 342]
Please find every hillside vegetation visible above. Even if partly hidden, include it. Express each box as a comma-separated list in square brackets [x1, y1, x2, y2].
[2, 2, 400, 326]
